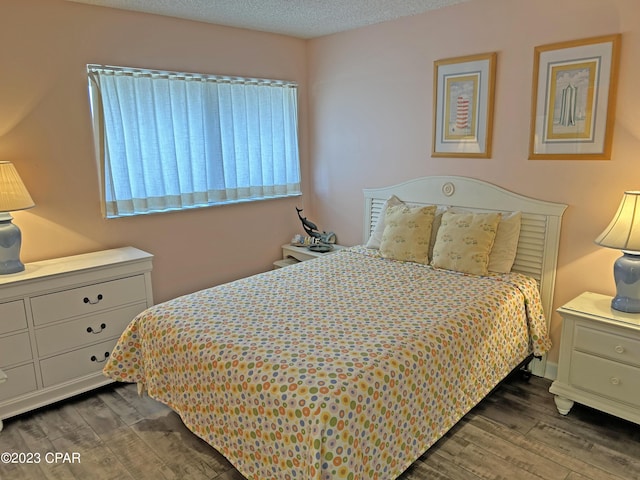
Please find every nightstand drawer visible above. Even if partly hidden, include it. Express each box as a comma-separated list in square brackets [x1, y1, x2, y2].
[31, 275, 147, 326]
[40, 338, 118, 387]
[570, 351, 640, 409]
[0, 332, 32, 368]
[0, 300, 27, 334]
[574, 324, 640, 367]
[0, 364, 37, 402]
[35, 302, 145, 356]
[281, 244, 347, 263]
[284, 248, 317, 262]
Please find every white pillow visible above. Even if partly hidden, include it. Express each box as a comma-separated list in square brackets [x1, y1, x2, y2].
[488, 211, 522, 273]
[428, 206, 449, 262]
[366, 195, 403, 248]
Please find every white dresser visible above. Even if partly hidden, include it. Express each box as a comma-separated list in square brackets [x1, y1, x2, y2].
[550, 292, 640, 425]
[0, 247, 153, 431]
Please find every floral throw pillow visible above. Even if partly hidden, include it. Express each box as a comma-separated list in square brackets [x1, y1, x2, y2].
[379, 204, 437, 264]
[431, 211, 502, 275]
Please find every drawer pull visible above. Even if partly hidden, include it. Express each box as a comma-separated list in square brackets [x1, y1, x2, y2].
[86, 323, 107, 334]
[614, 345, 625, 354]
[83, 294, 103, 305]
[90, 352, 110, 363]
[610, 377, 621, 386]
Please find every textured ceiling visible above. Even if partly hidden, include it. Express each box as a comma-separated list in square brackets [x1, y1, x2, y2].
[65, 0, 472, 38]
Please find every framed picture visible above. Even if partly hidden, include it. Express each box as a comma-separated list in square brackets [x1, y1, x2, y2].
[529, 34, 621, 160]
[432, 52, 496, 158]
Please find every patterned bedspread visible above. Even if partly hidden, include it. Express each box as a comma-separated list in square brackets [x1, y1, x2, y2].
[103, 246, 551, 479]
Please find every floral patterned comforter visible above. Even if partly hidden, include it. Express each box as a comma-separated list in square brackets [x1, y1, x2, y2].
[103, 246, 551, 480]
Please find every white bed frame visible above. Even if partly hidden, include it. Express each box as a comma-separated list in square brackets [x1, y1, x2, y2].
[363, 176, 567, 377]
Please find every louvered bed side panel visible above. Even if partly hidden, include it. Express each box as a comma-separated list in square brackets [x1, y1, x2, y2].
[366, 198, 386, 238]
[511, 213, 547, 282]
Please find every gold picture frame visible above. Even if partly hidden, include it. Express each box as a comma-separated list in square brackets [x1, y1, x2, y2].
[432, 52, 496, 158]
[529, 34, 621, 160]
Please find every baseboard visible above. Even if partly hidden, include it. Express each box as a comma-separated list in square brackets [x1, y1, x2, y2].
[543, 361, 558, 381]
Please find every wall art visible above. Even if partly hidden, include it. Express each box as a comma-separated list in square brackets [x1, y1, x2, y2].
[529, 34, 621, 160]
[432, 52, 496, 158]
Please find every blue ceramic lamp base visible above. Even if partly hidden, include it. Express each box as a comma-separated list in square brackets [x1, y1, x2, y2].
[0, 214, 25, 275]
[611, 251, 640, 313]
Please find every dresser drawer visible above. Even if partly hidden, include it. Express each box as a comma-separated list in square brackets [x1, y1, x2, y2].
[0, 364, 37, 402]
[570, 351, 640, 409]
[40, 338, 118, 387]
[0, 300, 27, 334]
[0, 332, 32, 368]
[31, 275, 147, 326]
[35, 302, 145, 357]
[574, 323, 640, 367]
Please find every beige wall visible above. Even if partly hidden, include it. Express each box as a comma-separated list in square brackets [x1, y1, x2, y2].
[1, 0, 308, 303]
[3, 0, 640, 367]
[307, 0, 640, 365]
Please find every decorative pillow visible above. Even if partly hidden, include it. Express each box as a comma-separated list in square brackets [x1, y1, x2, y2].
[431, 211, 502, 275]
[366, 195, 403, 249]
[488, 211, 522, 273]
[379, 204, 437, 264]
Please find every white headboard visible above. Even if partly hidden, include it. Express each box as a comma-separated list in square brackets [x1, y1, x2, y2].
[363, 176, 567, 376]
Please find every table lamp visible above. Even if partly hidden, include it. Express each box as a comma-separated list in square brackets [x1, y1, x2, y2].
[595, 191, 640, 313]
[0, 161, 35, 274]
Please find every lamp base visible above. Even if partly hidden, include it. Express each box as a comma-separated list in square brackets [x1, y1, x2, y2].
[611, 252, 640, 313]
[0, 215, 25, 275]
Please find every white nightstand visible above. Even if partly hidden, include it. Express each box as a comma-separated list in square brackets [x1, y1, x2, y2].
[550, 292, 640, 425]
[274, 243, 348, 268]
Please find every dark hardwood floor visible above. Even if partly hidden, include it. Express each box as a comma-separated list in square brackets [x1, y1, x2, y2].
[0, 374, 638, 479]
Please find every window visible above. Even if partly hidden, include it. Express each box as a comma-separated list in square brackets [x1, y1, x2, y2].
[87, 65, 301, 218]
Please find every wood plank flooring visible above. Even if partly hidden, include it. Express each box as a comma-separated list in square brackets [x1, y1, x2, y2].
[0, 374, 638, 479]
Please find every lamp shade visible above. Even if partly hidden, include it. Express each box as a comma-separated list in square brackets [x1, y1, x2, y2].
[0, 161, 35, 212]
[595, 191, 640, 252]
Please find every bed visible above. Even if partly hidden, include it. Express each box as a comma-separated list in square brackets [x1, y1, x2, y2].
[103, 175, 567, 479]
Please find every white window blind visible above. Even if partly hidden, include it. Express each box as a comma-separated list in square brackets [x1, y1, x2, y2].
[87, 65, 301, 218]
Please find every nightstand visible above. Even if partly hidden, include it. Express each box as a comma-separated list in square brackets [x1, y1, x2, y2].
[550, 292, 640, 425]
[274, 243, 348, 268]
